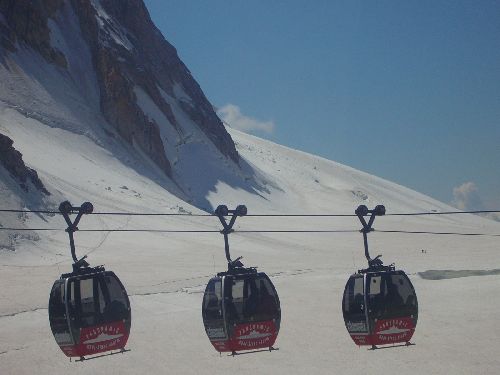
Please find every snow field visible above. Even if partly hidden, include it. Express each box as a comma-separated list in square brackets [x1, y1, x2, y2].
[1, 80, 500, 373]
[1, 4, 499, 372]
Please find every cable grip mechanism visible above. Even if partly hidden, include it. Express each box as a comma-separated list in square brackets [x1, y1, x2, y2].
[59, 201, 93, 272]
[215, 204, 247, 271]
[355, 204, 386, 269]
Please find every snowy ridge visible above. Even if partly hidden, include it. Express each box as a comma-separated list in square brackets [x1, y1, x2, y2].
[228, 128, 453, 215]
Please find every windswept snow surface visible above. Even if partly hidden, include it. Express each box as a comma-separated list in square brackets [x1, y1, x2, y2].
[1, 114, 500, 374]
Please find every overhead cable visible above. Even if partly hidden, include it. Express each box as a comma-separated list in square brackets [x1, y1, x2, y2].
[374, 229, 500, 237]
[1, 208, 499, 217]
[0, 227, 499, 237]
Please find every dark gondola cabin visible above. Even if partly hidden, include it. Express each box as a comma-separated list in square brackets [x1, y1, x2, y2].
[342, 205, 418, 348]
[49, 268, 131, 358]
[202, 269, 281, 353]
[48, 201, 131, 360]
[343, 268, 418, 347]
[202, 205, 281, 354]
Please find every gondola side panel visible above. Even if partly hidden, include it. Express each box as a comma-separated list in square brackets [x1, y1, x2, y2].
[209, 339, 231, 352]
[345, 321, 370, 346]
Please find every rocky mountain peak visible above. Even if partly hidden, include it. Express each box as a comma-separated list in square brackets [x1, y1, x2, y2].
[0, 0, 239, 179]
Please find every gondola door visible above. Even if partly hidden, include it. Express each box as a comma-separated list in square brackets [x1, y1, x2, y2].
[202, 277, 229, 352]
[343, 274, 370, 345]
[49, 279, 74, 356]
[53, 272, 131, 358]
[73, 273, 130, 358]
[224, 274, 280, 352]
[365, 272, 417, 346]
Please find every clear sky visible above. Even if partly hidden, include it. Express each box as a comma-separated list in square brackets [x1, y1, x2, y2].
[144, 0, 499, 209]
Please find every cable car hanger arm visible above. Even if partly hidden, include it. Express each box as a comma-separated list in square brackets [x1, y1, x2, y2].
[59, 201, 93, 270]
[215, 205, 247, 270]
[355, 205, 388, 269]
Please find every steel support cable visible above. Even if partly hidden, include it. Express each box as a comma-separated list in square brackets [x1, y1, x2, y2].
[374, 229, 500, 237]
[0, 209, 212, 216]
[0, 228, 218, 232]
[0, 228, 356, 233]
[0, 227, 499, 236]
[245, 210, 500, 217]
[385, 210, 500, 216]
[0, 209, 59, 214]
[1, 208, 499, 217]
[0, 209, 355, 217]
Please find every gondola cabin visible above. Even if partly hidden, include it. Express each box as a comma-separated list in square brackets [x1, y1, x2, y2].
[343, 204, 419, 348]
[202, 269, 281, 353]
[49, 267, 131, 358]
[203, 204, 281, 354]
[342, 268, 418, 347]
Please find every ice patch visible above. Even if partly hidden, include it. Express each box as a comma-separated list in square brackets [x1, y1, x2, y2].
[90, 0, 134, 51]
[172, 82, 194, 105]
[419, 269, 500, 280]
[47, 19, 66, 57]
[133, 86, 179, 163]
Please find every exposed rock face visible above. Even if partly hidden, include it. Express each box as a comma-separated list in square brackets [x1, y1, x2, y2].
[0, 133, 50, 195]
[0, 0, 67, 66]
[0, 0, 238, 178]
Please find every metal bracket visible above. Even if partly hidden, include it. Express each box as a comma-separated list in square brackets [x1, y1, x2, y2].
[59, 201, 93, 272]
[355, 204, 386, 269]
[214, 204, 247, 271]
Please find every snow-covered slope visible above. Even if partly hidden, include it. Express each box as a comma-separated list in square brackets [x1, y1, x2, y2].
[1, 3, 499, 373]
[0, 0, 239, 207]
[1, 97, 500, 373]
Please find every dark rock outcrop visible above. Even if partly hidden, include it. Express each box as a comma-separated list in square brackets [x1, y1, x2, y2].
[0, 0, 239, 178]
[0, 0, 67, 67]
[0, 133, 50, 195]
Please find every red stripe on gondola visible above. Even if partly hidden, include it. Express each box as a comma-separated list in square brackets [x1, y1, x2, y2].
[58, 321, 129, 357]
[349, 317, 415, 346]
[209, 320, 278, 352]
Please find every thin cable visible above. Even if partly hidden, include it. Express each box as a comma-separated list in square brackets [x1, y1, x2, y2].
[78, 229, 219, 233]
[236, 230, 358, 233]
[0, 209, 212, 216]
[0, 228, 60, 231]
[375, 229, 500, 237]
[80, 229, 358, 233]
[1, 208, 500, 216]
[91, 212, 212, 216]
[245, 214, 356, 217]
[0, 209, 59, 214]
[0, 209, 355, 217]
[385, 210, 500, 216]
[244, 209, 500, 217]
[0, 228, 356, 233]
[1, 227, 499, 236]
[0, 228, 220, 233]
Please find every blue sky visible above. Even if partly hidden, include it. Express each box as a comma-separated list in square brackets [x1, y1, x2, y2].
[144, 0, 499, 209]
